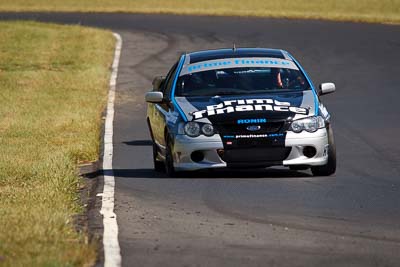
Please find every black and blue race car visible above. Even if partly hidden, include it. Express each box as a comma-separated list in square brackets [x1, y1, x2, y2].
[145, 48, 336, 177]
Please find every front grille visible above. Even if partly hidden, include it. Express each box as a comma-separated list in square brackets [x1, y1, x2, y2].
[234, 138, 270, 146]
[215, 119, 289, 165]
[222, 147, 292, 163]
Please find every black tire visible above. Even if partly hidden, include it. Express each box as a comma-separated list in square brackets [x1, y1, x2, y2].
[147, 118, 164, 172]
[311, 126, 336, 176]
[165, 137, 176, 177]
[152, 142, 164, 172]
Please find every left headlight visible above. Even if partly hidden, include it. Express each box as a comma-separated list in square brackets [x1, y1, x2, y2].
[290, 116, 325, 133]
[181, 122, 215, 137]
[184, 122, 201, 137]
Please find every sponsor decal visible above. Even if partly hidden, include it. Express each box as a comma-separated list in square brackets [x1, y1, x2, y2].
[223, 133, 284, 139]
[268, 133, 284, 137]
[235, 134, 269, 139]
[237, 118, 267, 124]
[187, 59, 291, 73]
[180, 57, 299, 76]
[192, 98, 308, 119]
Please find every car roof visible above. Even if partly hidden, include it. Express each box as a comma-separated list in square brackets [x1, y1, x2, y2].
[187, 48, 287, 64]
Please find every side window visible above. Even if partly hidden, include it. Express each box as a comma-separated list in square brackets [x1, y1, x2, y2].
[162, 60, 180, 99]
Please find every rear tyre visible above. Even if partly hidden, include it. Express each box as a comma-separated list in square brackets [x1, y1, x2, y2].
[152, 142, 164, 172]
[165, 137, 176, 177]
[311, 126, 336, 176]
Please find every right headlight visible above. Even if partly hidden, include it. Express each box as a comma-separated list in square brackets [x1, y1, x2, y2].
[290, 116, 325, 133]
[201, 124, 214, 136]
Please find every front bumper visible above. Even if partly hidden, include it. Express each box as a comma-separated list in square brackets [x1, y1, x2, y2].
[283, 128, 328, 166]
[173, 134, 226, 171]
[172, 128, 328, 171]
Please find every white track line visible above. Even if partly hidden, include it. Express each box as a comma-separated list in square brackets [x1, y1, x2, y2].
[100, 32, 122, 267]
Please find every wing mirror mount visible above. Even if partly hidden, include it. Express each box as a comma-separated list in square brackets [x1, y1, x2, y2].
[318, 82, 336, 96]
[152, 76, 165, 91]
[145, 91, 164, 103]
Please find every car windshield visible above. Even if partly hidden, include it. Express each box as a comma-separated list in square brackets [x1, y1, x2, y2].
[175, 58, 310, 97]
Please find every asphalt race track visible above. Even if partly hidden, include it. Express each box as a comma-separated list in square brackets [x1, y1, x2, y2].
[1, 13, 400, 267]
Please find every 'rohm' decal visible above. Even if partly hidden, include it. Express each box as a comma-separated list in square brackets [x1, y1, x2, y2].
[237, 118, 267, 124]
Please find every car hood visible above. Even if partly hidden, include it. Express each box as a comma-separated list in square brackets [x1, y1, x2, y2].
[175, 90, 316, 124]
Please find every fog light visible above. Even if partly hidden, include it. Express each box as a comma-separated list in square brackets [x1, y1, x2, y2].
[303, 146, 317, 158]
[217, 149, 224, 157]
[191, 151, 204, 162]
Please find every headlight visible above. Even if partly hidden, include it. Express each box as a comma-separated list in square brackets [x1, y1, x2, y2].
[184, 122, 201, 137]
[182, 122, 215, 137]
[201, 124, 214, 136]
[290, 116, 325, 133]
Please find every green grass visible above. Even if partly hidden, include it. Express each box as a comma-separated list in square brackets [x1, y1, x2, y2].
[0, 21, 115, 266]
[0, 0, 399, 24]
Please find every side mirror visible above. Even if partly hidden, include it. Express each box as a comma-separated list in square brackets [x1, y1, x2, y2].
[145, 91, 164, 103]
[152, 76, 165, 91]
[318, 82, 336, 96]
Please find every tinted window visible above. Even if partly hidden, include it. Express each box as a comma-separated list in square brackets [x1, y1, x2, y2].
[175, 67, 310, 97]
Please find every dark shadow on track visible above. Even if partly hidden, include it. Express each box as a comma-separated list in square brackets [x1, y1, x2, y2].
[103, 168, 313, 179]
[123, 140, 152, 146]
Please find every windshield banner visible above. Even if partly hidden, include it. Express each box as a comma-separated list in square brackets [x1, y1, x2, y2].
[180, 57, 299, 76]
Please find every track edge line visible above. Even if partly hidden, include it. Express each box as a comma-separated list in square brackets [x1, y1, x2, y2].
[99, 32, 122, 267]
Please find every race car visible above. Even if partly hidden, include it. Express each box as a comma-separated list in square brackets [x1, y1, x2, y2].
[145, 48, 336, 177]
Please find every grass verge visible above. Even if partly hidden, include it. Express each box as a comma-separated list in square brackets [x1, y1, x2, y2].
[0, 21, 115, 266]
[0, 0, 399, 24]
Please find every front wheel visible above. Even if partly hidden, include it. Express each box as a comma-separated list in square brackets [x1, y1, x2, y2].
[165, 137, 176, 177]
[311, 126, 336, 176]
[152, 142, 164, 172]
